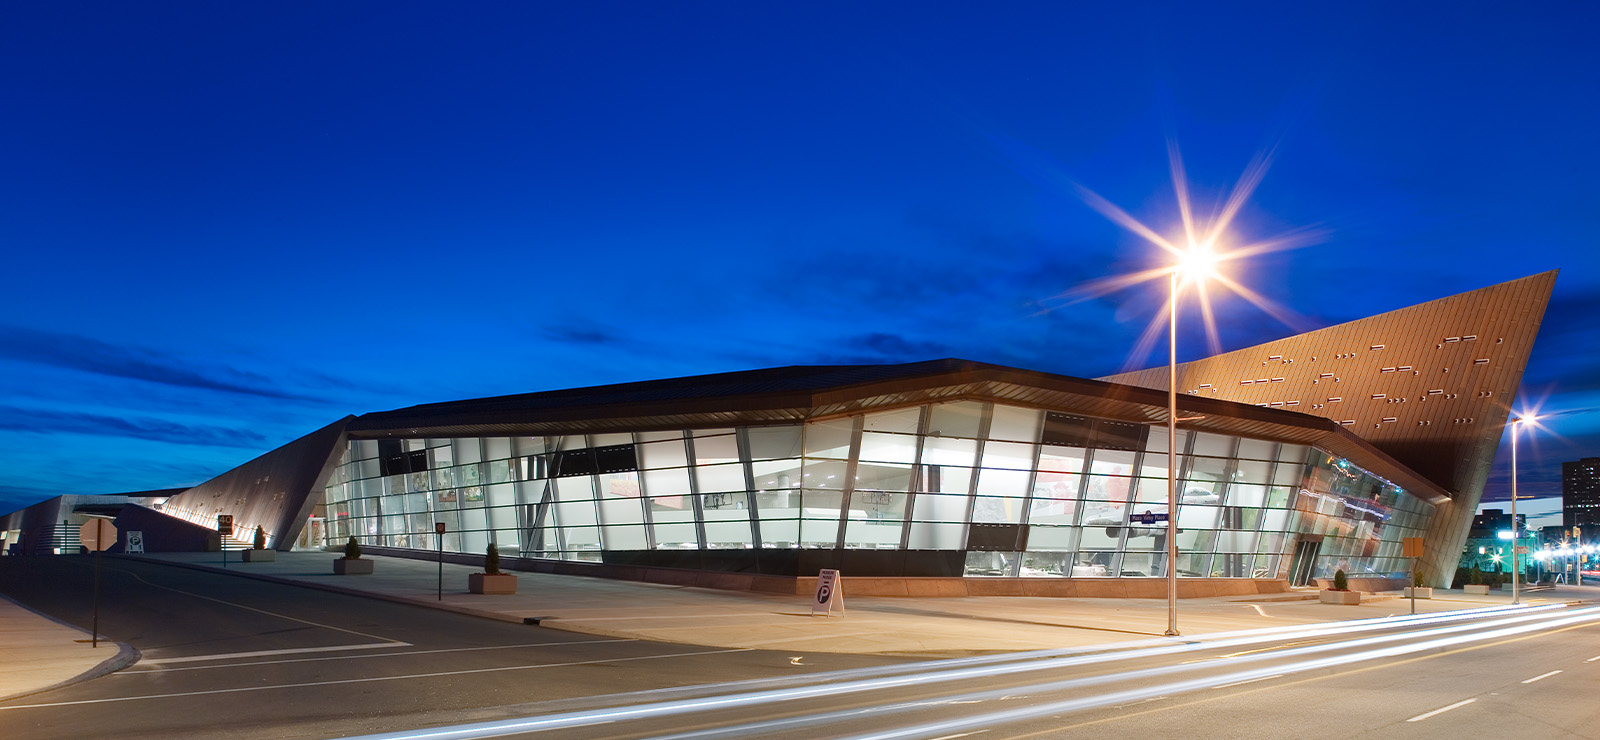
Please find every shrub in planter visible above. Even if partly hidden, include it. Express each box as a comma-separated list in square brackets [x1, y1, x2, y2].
[470, 544, 517, 595]
[334, 536, 372, 574]
[1404, 569, 1432, 599]
[1321, 568, 1360, 604]
[241, 525, 276, 562]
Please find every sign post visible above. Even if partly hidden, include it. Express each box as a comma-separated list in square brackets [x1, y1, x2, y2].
[811, 569, 843, 617]
[1402, 537, 1425, 615]
[435, 522, 446, 601]
[78, 519, 117, 648]
[217, 515, 233, 568]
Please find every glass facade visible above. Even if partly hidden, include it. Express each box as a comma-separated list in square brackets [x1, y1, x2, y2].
[320, 400, 1434, 580]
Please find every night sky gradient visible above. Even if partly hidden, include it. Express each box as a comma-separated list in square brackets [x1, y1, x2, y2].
[2, 3, 1596, 527]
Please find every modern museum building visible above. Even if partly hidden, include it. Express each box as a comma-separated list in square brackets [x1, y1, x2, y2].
[0, 272, 1557, 596]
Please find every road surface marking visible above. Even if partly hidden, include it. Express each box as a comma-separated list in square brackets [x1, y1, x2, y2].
[107, 564, 402, 643]
[1521, 670, 1562, 684]
[125, 638, 636, 673]
[0, 647, 753, 710]
[1586, 655, 1600, 662]
[929, 732, 988, 740]
[143, 642, 412, 665]
[1212, 674, 1282, 689]
[1407, 698, 1475, 722]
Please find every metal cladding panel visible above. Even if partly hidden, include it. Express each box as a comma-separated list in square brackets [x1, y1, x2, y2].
[160, 417, 353, 549]
[1101, 270, 1557, 584]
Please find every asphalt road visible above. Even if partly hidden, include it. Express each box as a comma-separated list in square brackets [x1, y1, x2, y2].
[0, 556, 900, 740]
[5, 557, 1599, 740]
[313, 600, 1600, 740]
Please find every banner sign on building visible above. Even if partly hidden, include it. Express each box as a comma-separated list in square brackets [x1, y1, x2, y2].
[811, 569, 843, 616]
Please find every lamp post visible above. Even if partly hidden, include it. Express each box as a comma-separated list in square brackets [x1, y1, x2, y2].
[1163, 245, 1217, 637]
[1166, 269, 1180, 636]
[1509, 415, 1535, 605]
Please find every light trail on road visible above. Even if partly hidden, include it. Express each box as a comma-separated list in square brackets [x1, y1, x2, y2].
[631, 604, 1600, 740]
[321, 603, 1580, 740]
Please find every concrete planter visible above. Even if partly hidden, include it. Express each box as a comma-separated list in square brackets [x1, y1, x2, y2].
[1403, 586, 1433, 599]
[334, 557, 373, 575]
[241, 549, 276, 563]
[1320, 589, 1361, 605]
[469, 573, 518, 595]
[1463, 584, 1491, 595]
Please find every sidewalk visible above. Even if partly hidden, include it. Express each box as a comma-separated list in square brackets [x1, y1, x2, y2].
[0, 593, 137, 702]
[136, 551, 1592, 655]
[3, 551, 1589, 702]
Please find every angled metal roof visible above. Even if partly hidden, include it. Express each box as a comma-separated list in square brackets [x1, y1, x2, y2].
[347, 358, 1452, 504]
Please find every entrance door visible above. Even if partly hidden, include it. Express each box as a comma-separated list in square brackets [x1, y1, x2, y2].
[1288, 538, 1321, 586]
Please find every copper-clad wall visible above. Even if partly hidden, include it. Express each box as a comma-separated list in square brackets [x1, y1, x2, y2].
[159, 417, 353, 549]
[1102, 271, 1557, 585]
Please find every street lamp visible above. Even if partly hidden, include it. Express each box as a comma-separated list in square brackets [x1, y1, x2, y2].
[1164, 242, 1218, 637]
[1509, 414, 1537, 605]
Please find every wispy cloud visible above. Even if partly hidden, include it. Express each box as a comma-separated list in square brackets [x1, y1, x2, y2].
[0, 405, 267, 448]
[0, 325, 320, 401]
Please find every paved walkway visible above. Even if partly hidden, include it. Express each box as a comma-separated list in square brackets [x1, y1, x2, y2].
[0, 593, 136, 702]
[2, 551, 1591, 702]
[137, 552, 1591, 655]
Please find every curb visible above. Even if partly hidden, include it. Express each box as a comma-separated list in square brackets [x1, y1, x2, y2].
[0, 593, 142, 703]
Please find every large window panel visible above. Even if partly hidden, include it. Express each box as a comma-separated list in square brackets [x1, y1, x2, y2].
[859, 432, 917, 464]
[971, 495, 1026, 523]
[922, 436, 977, 468]
[988, 405, 1041, 443]
[761, 517, 799, 547]
[863, 407, 921, 434]
[801, 458, 848, 491]
[1236, 438, 1276, 461]
[802, 419, 855, 459]
[747, 425, 802, 460]
[1233, 459, 1272, 485]
[843, 515, 904, 548]
[906, 521, 964, 549]
[695, 462, 748, 493]
[1029, 472, 1080, 525]
[910, 492, 970, 523]
[639, 439, 689, 470]
[1090, 449, 1137, 477]
[799, 511, 839, 548]
[692, 432, 740, 465]
[856, 462, 912, 493]
[975, 467, 1030, 498]
[1026, 525, 1078, 551]
[928, 401, 986, 439]
[1191, 432, 1235, 457]
[981, 441, 1035, 471]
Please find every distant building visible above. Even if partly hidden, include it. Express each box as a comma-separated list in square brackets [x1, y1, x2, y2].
[1563, 457, 1600, 532]
[1469, 508, 1522, 538]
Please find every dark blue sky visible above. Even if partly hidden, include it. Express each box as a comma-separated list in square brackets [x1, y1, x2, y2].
[2, 3, 1595, 525]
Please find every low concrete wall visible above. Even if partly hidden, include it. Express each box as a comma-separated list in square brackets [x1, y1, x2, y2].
[360, 545, 1289, 598]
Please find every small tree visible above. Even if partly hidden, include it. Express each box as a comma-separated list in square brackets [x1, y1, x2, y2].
[344, 536, 362, 560]
[1332, 569, 1349, 591]
[484, 543, 501, 575]
[253, 526, 267, 550]
[1470, 563, 1483, 585]
[1413, 569, 1426, 588]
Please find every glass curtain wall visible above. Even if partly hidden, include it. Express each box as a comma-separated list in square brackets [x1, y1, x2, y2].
[320, 401, 1434, 579]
